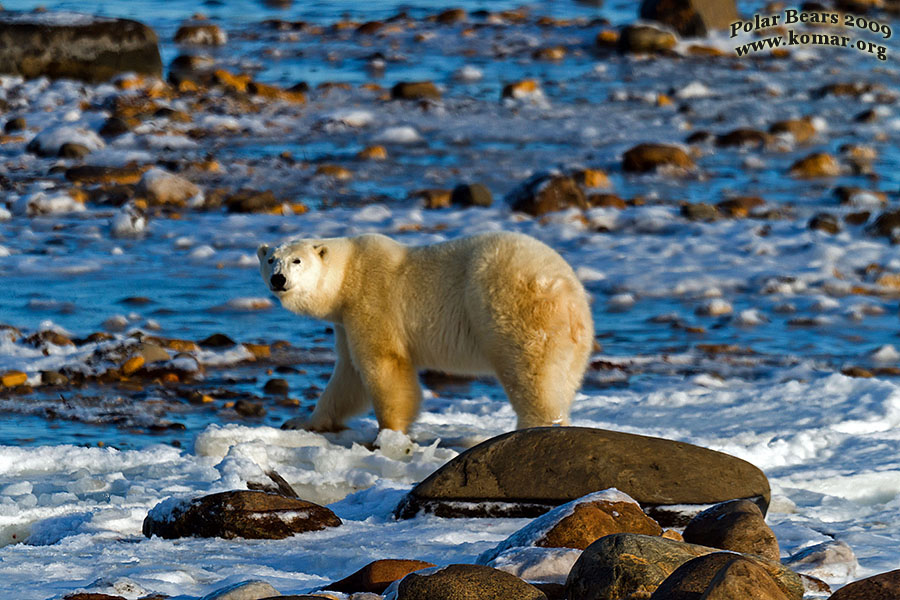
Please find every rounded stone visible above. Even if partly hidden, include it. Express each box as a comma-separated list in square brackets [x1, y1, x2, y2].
[682, 499, 780, 561]
[143, 490, 341, 540]
[394, 564, 546, 600]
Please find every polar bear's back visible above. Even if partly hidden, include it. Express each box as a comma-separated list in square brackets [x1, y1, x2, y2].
[398, 232, 592, 374]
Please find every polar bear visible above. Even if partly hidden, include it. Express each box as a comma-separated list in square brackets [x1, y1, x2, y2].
[257, 232, 593, 433]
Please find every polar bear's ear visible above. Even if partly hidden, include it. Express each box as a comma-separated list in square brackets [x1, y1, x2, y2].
[256, 244, 269, 261]
[313, 244, 327, 259]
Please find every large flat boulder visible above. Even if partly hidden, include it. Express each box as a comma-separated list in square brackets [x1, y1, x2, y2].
[394, 427, 770, 526]
[0, 12, 162, 82]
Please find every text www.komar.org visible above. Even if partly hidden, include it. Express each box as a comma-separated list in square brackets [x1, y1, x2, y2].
[731, 9, 891, 61]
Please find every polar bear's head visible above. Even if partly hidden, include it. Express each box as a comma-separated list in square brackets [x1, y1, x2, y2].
[257, 240, 329, 314]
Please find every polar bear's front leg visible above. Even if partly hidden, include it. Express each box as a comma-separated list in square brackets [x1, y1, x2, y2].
[346, 327, 422, 433]
[282, 326, 369, 432]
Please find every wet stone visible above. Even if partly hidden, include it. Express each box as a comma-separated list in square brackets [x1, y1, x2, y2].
[174, 23, 227, 45]
[789, 153, 841, 178]
[716, 128, 771, 148]
[99, 117, 131, 138]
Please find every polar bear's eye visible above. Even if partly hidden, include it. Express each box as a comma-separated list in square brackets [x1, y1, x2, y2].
[293, 259, 301, 264]
[267, 258, 274, 264]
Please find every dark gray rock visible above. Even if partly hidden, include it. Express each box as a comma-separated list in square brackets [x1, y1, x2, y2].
[395, 427, 770, 526]
[0, 12, 162, 82]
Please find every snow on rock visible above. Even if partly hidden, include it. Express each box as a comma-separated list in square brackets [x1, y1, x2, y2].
[485, 546, 582, 584]
[26, 124, 104, 157]
[14, 190, 85, 216]
[373, 126, 423, 144]
[137, 168, 202, 206]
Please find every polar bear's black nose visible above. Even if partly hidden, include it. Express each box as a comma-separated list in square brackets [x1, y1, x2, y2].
[270, 273, 286, 290]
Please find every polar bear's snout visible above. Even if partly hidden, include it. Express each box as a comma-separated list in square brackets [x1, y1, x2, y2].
[270, 273, 287, 291]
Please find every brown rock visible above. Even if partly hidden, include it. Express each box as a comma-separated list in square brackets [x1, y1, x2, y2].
[395, 427, 771, 527]
[869, 209, 900, 239]
[506, 174, 588, 216]
[639, 0, 739, 37]
[617, 24, 677, 53]
[565, 534, 802, 600]
[358, 145, 387, 160]
[175, 23, 226, 45]
[263, 378, 289, 395]
[479, 491, 663, 564]
[99, 117, 131, 137]
[649, 552, 791, 599]
[248, 80, 307, 104]
[234, 399, 266, 417]
[0, 13, 162, 82]
[394, 564, 546, 600]
[4, 117, 26, 133]
[63, 594, 126, 600]
[533, 46, 567, 60]
[59, 142, 91, 159]
[574, 169, 611, 189]
[391, 81, 441, 101]
[225, 189, 282, 213]
[682, 499, 780, 561]
[789, 153, 841, 178]
[623, 143, 695, 173]
[451, 183, 492, 208]
[828, 570, 900, 599]
[538, 500, 662, 549]
[716, 128, 770, 148]
[415, 189, 452, 209]
[681, 203, 719, 221]
[588, 194, 626, 209]
[809, 213, 841, 235]
[325, 559, 437, 594]
[143, 490, 341, 539]
[769, 118, 816, 144]
[435, 8, 467, 24]
[65, 165, 147, 185]
[501, 79, 542, 100]
[717, 196, 765, 218]
[1, 371, 28, 387]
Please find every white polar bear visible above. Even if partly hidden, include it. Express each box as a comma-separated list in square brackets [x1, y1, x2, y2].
[257, 232, 593, 433]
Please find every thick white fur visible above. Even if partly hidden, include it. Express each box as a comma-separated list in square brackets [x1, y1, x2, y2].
[257, 232, 593, 433]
